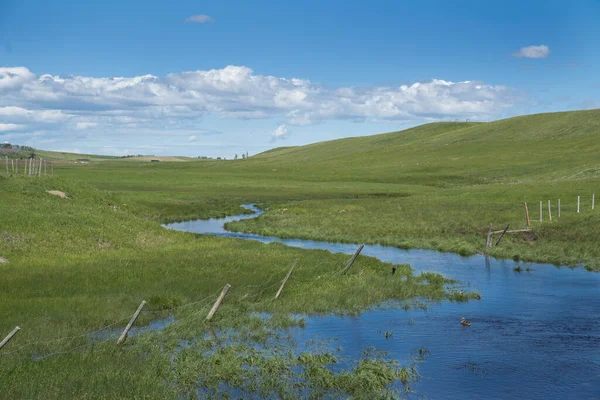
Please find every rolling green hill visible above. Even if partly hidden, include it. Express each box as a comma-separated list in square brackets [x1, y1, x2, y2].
[250, 109, 600, 185]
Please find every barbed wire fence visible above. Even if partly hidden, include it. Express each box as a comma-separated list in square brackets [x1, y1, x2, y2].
[0, 252, 358, 362]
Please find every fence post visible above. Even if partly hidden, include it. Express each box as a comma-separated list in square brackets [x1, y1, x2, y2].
[593, 194, 595, 210]
[524, 202, 530, 227]
[577, 196, 580, 213]
[116, 300, 146, 345]
[44, 160, 47, 176]
[539, 201, 543, 222]
[495, 224, 510, 246]
[485, 224, 493, 248]
[206, 284, 231, 321]
[38, 158, 42, 177]
[4, 156, 7, 176]
[343, 245, 365, 274]
[15, 159, 18, 176]
[548, 200, 552, 222]
[275, 259, 298, 300]
[558, 199, 561, 218]
[51, 163, 54, 177]
[0, 327, 20, 350]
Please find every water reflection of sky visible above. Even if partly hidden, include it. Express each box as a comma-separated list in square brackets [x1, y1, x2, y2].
[164, 205, 600, 399]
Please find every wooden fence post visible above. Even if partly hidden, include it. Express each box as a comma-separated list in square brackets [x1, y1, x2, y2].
[577, 196, 580, 213]
[0, 327, 20, 350]
[548, 200, 552, 222]
[4, 156, 7, 176]
[44, 160, 47, 176]
[116, 300, 146, 345]
[558, 199, 561, 218]
[593, 194, 595, 210]
[485, 224, 493, 248]
[275, 259, 298, 299]
[524, 202, 530, 227]
[11, 159, 14, 175]
[51, 163, 54, 177]
[38, 158, 42, 177]
[343, 245, 364, 274]
[206, 284, 231, 321]
[495, 224, 510, 246]
[539, 201, 543, 222]
[15, 159, 18, 176]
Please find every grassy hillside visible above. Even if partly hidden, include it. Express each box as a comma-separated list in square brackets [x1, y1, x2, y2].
[40, 109, 600, 269]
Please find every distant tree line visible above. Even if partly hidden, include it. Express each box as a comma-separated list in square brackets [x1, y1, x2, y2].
[0, 143, 36, 159]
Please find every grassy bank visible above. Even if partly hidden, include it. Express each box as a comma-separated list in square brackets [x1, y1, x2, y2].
[0, 177, 461, 398]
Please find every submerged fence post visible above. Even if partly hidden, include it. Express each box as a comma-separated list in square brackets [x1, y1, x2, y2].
[116, 300, 146, 345]
[343, 244, 365, 274]
[275, 259, 298, 300]
[524, 202, 530, 227]
[548, 200, 552, 222]
[577, 196, 580, 213]
[206, 284, 231, 321]
[0, 327, 20, 350]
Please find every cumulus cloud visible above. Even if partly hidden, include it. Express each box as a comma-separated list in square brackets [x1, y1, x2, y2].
[185, 15, 214, 23]
[512, 45, 550, 59]
[0, 65, 521, 140]
[272, 124, 289, 141]
[188, 135, 197, 142]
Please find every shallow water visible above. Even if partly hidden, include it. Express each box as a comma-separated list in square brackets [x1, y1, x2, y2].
[164, 205, 600, 399]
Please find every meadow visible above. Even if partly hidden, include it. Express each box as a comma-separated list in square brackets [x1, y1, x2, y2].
[1, 109, 599, 398]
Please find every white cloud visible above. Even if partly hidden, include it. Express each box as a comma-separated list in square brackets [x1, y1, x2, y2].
[188, 135, 197, 142]
[272, 124, 288, 141]
[0, 123, 24, 132]
[75, 122, 98, 130]
[185, 15, 214, 23]
[512, 45, 550, 59]
[0, 65, 521, 140]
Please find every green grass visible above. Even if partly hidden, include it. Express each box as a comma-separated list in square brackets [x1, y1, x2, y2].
[2, 108, 600, 398]
[0, 176, 455, 399]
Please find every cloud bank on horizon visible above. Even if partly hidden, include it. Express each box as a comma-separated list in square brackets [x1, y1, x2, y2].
[0, 65, 520, 142]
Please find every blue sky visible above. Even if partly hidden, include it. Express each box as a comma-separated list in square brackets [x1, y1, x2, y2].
[0, 0, 598, 157]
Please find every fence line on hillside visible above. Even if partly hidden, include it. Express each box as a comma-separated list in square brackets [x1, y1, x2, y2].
[3, 157, 55, 178]
[485, 193, 596, 250]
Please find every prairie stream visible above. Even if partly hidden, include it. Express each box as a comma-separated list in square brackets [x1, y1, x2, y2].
[164, 205, 600, 399]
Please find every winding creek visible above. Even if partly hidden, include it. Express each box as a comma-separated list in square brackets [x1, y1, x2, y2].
[164, 205, 600, 399]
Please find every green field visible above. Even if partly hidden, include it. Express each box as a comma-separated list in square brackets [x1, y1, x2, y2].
[1, 109, 599, 398]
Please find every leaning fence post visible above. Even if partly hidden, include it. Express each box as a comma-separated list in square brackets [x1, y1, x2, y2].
[0, 327, 20, 350]
[577, 196, 580, 213]
[343, 245, 364, 274]
[275, 259, 298, 299]
[116, 300, 146, 345]
[548, 200, 552, 222]
[495, 224, 510, 246]
[206, 284, 231, 321]
[524, 202, 530, 227]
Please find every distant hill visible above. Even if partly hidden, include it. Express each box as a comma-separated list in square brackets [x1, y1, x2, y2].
[250, 109, 600, 186]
